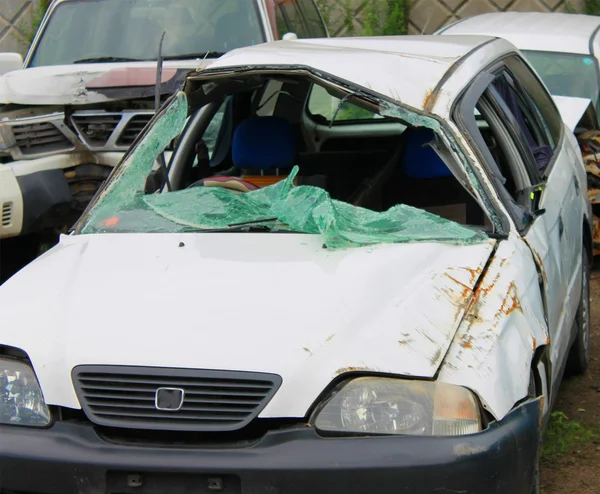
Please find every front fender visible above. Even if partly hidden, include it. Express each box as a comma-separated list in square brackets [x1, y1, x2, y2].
[438, 235, 549, 420]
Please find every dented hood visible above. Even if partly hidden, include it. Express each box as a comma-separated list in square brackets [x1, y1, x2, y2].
[0, 61, 211, 106]
[0, 233, 495, 417]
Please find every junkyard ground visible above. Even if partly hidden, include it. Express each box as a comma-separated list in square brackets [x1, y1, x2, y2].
[541, 266, 600, 493]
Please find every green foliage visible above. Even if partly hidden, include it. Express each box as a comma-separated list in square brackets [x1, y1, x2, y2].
[585, 0, 600, 15]
[542, 411, 595, 461]
[21, 0, 52, 45]
[321, 0, 410, 37]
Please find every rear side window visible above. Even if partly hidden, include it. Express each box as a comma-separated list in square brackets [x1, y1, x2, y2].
[277, 0, 327, 38]
[504, 56, 563, 149]
[308, 85, 383, 123]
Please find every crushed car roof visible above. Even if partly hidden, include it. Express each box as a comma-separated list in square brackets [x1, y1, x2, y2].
[439, 12, 600, 55]
[197, 35, 502, 113]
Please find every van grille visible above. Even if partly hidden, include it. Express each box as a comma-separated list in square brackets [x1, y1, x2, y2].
[1, 202, 11, 227]
[72, 114, 122, 147]
[72, 366, 282, 432]
[117, 114, 153, 147]
[12, 122, 72, 155]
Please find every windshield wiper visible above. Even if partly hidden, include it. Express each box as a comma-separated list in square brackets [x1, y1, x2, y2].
[162, 52, 225, 60]
[181, 218, 295, 233]
[228, 218, 278, 227]
[73, 56, 147, 64]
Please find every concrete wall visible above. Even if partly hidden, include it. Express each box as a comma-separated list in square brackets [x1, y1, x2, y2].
[0, 0, 33, 55]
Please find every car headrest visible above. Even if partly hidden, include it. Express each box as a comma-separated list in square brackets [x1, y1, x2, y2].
[232, 116, 296, 170]
[400, 128, 452, 179]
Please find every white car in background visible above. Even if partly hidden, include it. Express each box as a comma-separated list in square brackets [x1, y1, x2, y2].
[0, 35, 591, 494]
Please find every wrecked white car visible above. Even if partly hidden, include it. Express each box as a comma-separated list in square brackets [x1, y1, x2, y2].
[0, 0, 327, 281]
[0, 36, 591, 494]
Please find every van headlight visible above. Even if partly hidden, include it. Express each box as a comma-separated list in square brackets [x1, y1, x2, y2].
[313, 377, 481, 436]
[0, 358, 51, 427]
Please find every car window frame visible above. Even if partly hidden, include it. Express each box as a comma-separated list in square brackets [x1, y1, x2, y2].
[453, 70, 534, 235]
[502, 54, 565, 178]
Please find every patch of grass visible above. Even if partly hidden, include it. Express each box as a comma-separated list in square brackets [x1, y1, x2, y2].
[542, 411, 595, 461]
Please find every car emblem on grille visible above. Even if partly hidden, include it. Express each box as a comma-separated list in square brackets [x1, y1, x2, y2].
[155, 387, 185, 411]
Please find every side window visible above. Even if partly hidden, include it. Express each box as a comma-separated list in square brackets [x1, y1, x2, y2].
[276, 0, 327, 38]
[308, 85, 383, 123]
[489, 71, 554, 172]
[204, 99, 228, 159]
[275, 6, 291, 39]
[475, 97, 532, 208]
[295, 0, 327, 37]
[505, 56, 562, 145]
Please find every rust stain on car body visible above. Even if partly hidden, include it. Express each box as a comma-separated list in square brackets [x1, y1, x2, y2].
[422, 88, 434, 109]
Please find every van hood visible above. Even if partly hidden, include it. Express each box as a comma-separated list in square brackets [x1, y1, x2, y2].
[0, 233, 495, 417]
[0, 60, 213, 106]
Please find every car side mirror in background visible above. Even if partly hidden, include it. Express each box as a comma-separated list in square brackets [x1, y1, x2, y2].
[0, 53, 23, 75]
[282, 32, 298, 41]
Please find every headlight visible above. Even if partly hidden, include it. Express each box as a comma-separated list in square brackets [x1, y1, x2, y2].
[313, 377, 481, 436]
[0, 358, 51, 427]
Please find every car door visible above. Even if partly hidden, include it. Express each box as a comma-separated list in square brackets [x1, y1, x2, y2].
[454, 59, 574, 394]
[491, 56, 584, 383]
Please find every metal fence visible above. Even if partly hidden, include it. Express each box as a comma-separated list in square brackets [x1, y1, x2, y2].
[0, 0, 589, 55]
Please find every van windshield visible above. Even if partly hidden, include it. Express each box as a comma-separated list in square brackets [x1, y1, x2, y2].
[522, 50, 600, 112]
[28, 0, 264, 67]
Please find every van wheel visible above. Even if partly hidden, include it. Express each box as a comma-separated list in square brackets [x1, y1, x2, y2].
[566, 245, 591, 375]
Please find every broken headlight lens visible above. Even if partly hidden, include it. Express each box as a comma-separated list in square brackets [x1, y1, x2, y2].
[0, 358, 50, 427]
[314, 377, 481, 436]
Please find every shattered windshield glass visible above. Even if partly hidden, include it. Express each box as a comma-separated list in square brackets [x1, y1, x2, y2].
[79, 91, 488, 249]
[29, 0, 264, 67]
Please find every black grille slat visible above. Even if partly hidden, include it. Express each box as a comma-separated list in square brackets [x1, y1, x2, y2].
[80, 375, 272, 389]
[72, 114, 121, 147]
[11, 122, 72, 155]
[73, 366, 282, 432]
[90, 409, 248, 420]
[116, 114, 153, 146]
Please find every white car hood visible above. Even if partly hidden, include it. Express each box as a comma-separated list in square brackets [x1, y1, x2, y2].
[0, 233, 495, 417]
[0, 60, 212, 106]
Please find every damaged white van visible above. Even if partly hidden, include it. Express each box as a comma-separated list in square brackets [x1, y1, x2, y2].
[0, 36, 591, 494]
[0, 0, 327, 280]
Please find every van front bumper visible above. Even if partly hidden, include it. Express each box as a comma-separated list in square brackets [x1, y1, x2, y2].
[0, 399, 541, 494]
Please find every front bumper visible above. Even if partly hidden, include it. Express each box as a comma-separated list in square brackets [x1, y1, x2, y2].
[0, 399, 541, 494]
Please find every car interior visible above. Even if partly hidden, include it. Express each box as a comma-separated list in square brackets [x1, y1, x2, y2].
[146, 73, 493, 231]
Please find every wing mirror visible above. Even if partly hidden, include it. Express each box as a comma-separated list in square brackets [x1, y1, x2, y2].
[0, 53, 23, 75]
[282, 32, 298, 41]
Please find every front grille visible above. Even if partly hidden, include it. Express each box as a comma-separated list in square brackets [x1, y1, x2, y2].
[72, 366, 282, 432]
[117, 114, 153, 147]
[72, 114, 122, 147]
[1, 202, 11, 227]
[11, 121, 72, 155]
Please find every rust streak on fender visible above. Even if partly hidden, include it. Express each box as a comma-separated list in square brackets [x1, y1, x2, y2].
[499, 282, 522, 315]
[422, 88, 434, 109]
